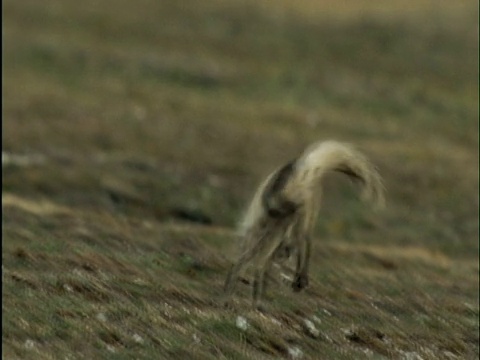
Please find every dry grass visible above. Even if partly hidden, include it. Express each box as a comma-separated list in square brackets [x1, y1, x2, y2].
[3, 0, 478, 359]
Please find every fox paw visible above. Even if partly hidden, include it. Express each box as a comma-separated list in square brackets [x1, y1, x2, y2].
[292, 274, 309, 292]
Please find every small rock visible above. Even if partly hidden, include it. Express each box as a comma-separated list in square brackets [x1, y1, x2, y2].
[192, 333, 201, 344]
[132, 334, 144, 344]
[303, 319, 320, 338]
[288, 346, 303, 359]
[236, 316, 248, 330]
[2, 152, 46, 167]
[280, 273, 293, 283]
[24, 339, 36, 350]
[96, 313, 107, 322]
[443, 351, 457, 359]
[398, 350, 424, 360]
[271, 318, 281, 326]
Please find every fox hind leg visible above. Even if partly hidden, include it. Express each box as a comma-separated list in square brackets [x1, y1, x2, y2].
[292, 232, 311, 292]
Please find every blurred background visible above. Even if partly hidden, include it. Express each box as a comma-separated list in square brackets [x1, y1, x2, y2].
[3, 0, 478, 244]
[3, 0, 479, 358]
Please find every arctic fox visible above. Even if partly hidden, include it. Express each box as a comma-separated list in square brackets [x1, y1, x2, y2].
[223, 140, 385, 309]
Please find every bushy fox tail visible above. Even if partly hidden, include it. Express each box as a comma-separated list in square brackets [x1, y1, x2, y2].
[291, 140, 386, 209]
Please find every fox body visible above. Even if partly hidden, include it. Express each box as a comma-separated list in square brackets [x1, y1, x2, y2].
[223, 140, 385, 309]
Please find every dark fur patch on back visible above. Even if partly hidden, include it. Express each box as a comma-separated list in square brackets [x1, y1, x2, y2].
[262, 159, 297, 218]
[268, 160, 296, 195]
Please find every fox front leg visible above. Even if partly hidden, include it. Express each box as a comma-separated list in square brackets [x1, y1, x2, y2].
[292, 234, 311, 292]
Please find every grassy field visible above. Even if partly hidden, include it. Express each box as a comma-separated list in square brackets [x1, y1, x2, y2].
[2, 0, 479, 359]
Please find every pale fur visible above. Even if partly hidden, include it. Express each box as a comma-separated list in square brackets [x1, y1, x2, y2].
[224, 140, 385, 309]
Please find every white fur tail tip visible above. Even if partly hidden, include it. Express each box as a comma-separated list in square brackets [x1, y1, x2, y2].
[297, 140, 386, 210]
